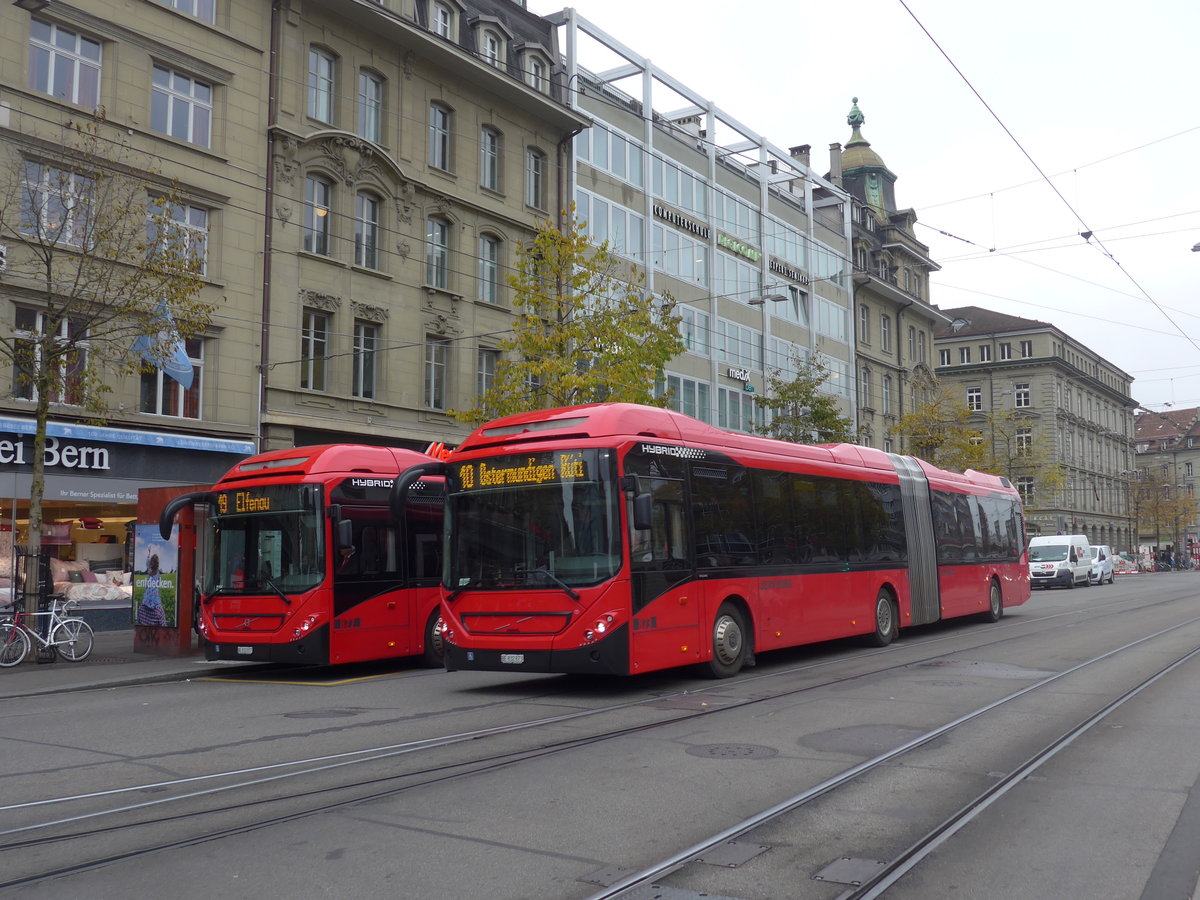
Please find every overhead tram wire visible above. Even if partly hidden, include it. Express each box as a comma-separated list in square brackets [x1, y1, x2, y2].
[897, 0, 1200, 360]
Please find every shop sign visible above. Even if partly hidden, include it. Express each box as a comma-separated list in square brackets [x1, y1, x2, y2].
[0, 436, 110, 471]
[717, 233, 761, 261]
[652, 204, 710, 239]
[769, 258, 809, 285]
[727, 367, 750, 382]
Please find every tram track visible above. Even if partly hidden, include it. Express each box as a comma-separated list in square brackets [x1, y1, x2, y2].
[1, 586, 1196, 893]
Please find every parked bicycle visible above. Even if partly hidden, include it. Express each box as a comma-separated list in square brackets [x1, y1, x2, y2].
[0, 594, 95, 667]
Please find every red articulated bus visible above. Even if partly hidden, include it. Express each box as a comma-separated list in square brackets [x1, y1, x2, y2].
[160, 444, 444, 666]
[394, 403, 1029, 678]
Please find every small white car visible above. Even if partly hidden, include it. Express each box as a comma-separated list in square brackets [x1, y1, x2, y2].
[1089, 545, 1115, 585]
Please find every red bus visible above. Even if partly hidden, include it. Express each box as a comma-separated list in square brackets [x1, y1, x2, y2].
[160, 444, 444, 666]
[395, 403, 1029, 677]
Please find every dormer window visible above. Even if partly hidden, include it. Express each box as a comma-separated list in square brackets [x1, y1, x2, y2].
[525, 54, 547, 92]
[471, 17, 512, 68]
[431, 1, 454, 38]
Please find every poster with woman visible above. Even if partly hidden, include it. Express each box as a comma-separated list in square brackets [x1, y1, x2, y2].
[133, 525, 178, 627]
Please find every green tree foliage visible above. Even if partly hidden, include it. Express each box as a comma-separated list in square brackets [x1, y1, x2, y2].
[454, 212, 685, 423]
[0, 115, 215, 594]
[889, 373, 982, 469]
[889, 375, 1064, 504]
[754, 354, 855, 443]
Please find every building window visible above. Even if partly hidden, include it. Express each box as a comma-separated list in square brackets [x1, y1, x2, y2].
[979, 345, 992, 362]
[21, 162, 93, 248]
[13, 307, 87, 405]
[479, 234, 500, 303]
[426, 217, 449, 288]
[525, 54, 548, 92]
[880, 314, 891, 352]
[939, 349, 951, 366]
[1016, 476, 1034, 503]
[151, 65, 212, 147]
[967, 386, 982, 411]
[429, 103, 451, 170]
[1020, 340, 1033, 358]
[431, 1, 454, 38]
[859, 305, 870, 344]
[1017, 426, 1033, 457]
[159, 0, 216, 22]
[1015, 382, 1031, 407]
[1000, 342, 1013, 360]
[959, 346, 971, 364]
[148, 199, 209, 276]
[29, 19, 101, 109]
[425, 336, 448, 410]
[307, 47, 335, 123]
[859, 367, 872, 410]
[140, 337, 202, 417]
[304, 175, 332, 255]
[300, 309, 328, 391]
[480, 127, 501, 191]
[353, 320, 377, 400]
[917, 331, 926, 363]
[882, 375, 892, 415]
[525, 148, 546, 210]
[907, 326, 916, 362]
[354, 192, 380, 269]
[477, 348, 498, 398]
[358, 71, 383, 143]
[480, 30, 502, 66]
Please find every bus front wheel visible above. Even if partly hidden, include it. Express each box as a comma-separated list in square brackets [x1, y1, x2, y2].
[704, 603, 747, 678]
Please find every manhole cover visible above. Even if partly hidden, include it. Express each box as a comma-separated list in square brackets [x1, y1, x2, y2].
[282, 708, 363, 719]
[686, 743, 777, 759]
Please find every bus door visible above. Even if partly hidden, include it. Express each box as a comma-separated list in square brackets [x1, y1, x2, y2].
[627, 473, 700, 672]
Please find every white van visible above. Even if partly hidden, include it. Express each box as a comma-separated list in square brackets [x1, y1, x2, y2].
[1088, 545, 1115, 585]
[1028, 535, 1092, 589]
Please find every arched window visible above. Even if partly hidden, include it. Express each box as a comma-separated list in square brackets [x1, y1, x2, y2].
[355, 191, 381, 269]
[304, 174, 333, 256]
[429, 102, 452, 170]
[525, 147, 545, 209]
[426, 216, 450, 288]
[479, 233, 501, 303]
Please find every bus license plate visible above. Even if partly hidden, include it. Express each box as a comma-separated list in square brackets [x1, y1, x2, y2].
[500, 653, 524, 665]
[237, 646, 254, 656]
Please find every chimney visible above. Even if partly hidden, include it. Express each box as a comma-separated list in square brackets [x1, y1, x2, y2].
[789, 144, 811, 166]
[828, 142, 842, 186]
[671, 115, 703, 138]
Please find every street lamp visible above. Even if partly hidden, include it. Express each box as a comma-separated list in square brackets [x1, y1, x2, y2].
[12, 0, 51, 11]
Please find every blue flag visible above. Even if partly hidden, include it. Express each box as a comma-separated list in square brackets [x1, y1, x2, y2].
[132, 301, 193, 389]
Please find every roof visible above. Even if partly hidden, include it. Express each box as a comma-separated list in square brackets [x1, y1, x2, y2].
[934, 306, 1055, 339]
[1134, 407, 1200, 443]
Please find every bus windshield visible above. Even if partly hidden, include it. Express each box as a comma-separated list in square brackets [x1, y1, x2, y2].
[446, 449, 620, 590]
[206, 483, 325, 595]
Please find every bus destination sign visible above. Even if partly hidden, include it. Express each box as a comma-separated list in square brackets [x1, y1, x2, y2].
[456, 451, 587, 490]
[215, 485, 309, 514]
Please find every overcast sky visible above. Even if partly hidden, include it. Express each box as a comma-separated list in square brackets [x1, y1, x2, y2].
[530, 0, 1200, 412]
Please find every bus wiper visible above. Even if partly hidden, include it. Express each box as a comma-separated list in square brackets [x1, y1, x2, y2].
[447, 579, 477, 603]
[261, 577, 291, 605]
[530, 567, 580, 601]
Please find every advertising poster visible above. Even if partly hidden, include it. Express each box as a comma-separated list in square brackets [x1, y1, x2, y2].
[133, 524, 178, 627]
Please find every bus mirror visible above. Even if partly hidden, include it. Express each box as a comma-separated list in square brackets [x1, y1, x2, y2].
[632, 492, 653, 531]
[336, 518, 354, 551]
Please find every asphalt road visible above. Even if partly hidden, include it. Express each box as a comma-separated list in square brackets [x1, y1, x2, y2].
[3, 573, 1199, 900]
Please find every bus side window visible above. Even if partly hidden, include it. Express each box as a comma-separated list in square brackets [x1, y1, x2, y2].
[630, 479, 685, 569]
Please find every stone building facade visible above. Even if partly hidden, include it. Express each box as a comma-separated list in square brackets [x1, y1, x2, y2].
[933, 306, 1136, 550]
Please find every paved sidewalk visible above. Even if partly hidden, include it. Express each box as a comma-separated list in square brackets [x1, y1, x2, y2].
[0, 629, 256, 700]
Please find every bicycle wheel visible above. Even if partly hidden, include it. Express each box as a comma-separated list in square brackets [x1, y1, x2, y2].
[52, 618, 94, 662]
[0, 622, 31, 667]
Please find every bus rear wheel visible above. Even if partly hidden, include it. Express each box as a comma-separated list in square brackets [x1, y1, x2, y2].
[869, 590, 897, 647]
[421, 610, 445, 668]
[704, 603, 747, 678]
